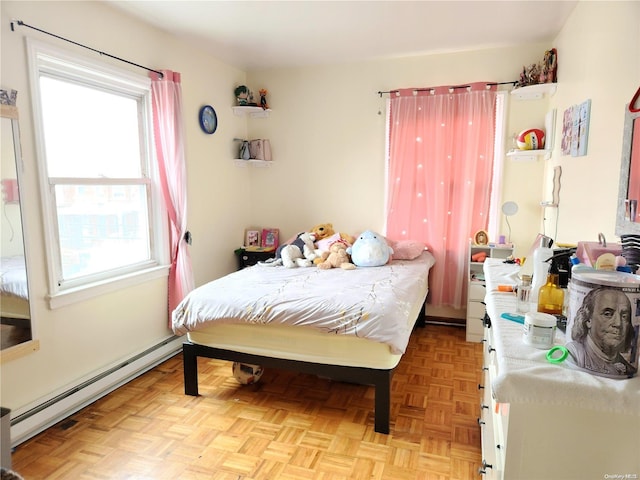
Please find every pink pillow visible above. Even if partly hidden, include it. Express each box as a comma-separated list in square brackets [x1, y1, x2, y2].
[390, 240, 426, 260]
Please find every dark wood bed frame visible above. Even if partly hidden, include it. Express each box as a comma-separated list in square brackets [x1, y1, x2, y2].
[182, 302, 427, 434]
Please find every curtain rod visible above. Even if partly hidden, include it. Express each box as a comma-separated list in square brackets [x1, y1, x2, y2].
[377, 81, 517, 97]
[10, 19, 164, 78]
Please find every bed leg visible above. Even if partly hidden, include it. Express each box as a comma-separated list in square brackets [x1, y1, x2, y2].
[374, 370, 392, 434]
[416, 300, 427, 328]
[182, 342, 199, 396]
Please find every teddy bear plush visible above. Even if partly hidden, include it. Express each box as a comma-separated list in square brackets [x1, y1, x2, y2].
[317, 241, 356, 270]
[262, 232, 317, 268]
[309, 223, 356, 264]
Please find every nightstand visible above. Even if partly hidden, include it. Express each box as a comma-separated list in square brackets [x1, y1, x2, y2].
[234, 248, 275, 270]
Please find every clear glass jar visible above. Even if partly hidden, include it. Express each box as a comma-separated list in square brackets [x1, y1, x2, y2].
[517, 274, 532, 313]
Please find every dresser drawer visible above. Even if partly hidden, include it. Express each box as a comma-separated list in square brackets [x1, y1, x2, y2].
[467, 300, 486, 319]
[468, 282, 486, 301]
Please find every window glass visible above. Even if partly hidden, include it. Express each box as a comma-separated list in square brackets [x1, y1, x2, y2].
[54, 184, 150, 281]
[40, 76, 143, 178]
[29, 40, 166, 298]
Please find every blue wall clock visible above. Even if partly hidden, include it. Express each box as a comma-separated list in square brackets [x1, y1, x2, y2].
[199, 105, 217, 134]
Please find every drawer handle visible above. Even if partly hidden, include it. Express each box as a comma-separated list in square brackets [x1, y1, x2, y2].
[477, 417, 485, 426]
[480, 403, 489, 410]
[482, 366, 489, 371]
[478, 384, 485, 390]
[489, 346, 496, 353]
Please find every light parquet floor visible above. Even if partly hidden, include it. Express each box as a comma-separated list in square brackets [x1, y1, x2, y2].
[10, 325, 484, 480]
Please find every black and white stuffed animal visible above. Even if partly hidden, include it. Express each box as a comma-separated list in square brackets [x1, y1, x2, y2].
[262, 232, 317, 268]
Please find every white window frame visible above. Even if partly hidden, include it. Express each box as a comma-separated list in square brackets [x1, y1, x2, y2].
[27, 38, 169, 309]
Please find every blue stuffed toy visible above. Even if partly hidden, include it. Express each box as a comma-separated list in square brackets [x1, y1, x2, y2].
[347, 230, 394, 267]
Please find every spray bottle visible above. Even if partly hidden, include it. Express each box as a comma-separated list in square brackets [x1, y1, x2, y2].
[537, 255, 565, 316]
[538, 251, 573, 318]
[530, 244, 553, 308]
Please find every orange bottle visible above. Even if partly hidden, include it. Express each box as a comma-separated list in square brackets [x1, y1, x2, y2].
[537, 260, 564, 316]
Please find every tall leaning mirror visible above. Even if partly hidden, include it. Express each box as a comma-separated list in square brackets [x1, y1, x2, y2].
[616, 103, 640, 236]
[1, 88, 33, 357]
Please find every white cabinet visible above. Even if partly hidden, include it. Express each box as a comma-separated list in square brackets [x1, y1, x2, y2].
[466, 242, 513, 342]
[479, 259, 640, 479]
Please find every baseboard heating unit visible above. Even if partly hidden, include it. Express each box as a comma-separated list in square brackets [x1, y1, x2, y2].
[9, 336, 183, 447]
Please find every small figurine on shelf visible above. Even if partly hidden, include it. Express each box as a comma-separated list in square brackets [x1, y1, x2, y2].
[240, 140, 251, 160]
[541, 48, 558, 84]
[234, 137, 251, 159]
[235, 85, 250, 106]
[259, 89, 269, 110]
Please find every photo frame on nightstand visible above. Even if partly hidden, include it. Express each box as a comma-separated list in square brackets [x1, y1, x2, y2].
[244, 229, 261, 247]
[262, 228, 279, 249]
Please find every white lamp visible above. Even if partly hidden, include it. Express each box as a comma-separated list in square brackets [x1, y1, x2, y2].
[501, 201, 519, 244]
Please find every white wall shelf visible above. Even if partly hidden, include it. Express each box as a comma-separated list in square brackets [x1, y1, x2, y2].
[510, 83, 557, 100]
[506, 149, 551, 162]
[233, 159, 272, 167]
[232, 106, 271, 118]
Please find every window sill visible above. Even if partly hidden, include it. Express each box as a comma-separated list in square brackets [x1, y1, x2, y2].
[47, 264, 170, 309]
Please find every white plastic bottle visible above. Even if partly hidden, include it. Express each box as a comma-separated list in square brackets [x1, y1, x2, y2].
[530, 246, 553, 308]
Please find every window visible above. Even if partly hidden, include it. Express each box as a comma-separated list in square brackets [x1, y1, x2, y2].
[28, 39, 168, 307]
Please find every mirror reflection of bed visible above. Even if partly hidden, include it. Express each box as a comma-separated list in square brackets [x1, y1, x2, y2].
[1, 97, 32, 352]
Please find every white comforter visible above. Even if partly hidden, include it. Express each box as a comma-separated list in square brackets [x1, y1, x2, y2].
[173, 251, 435, 354]
[0, 255, 28, 299]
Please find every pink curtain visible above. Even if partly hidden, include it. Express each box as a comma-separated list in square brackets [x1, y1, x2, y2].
[386, 83, 497, 309]
[150, 70, 194, 323]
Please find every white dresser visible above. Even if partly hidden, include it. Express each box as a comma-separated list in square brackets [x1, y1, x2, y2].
[466, 242, 513, 342]
[479, 259, 640, 480]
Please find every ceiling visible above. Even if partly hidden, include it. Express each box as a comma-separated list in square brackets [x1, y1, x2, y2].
[106, 1, 578, 71]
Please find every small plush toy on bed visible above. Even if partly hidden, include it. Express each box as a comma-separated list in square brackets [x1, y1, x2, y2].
[317, 241, 355, 270]
[310, 223, 356, 264]
[347, 230, 394, 267]
[262, 232, 317, 268]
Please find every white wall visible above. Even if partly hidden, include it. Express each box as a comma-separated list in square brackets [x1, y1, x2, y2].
[245, 46, 550, 247]
[246, 1, 639, 260]
[544, 1, 640, 245]
[0, 1, 252, 415]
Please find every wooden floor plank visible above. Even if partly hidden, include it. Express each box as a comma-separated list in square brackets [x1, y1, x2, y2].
[10, 325, 483, 479]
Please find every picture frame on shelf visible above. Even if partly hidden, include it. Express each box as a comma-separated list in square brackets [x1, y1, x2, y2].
[474, 230, 489, 245]
[262, 228, 279, 249]
[244, 229, 261, 247]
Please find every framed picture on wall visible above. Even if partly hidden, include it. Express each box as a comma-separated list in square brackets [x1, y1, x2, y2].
[261, 228, 279, 250]
[244, 229, 261, 247]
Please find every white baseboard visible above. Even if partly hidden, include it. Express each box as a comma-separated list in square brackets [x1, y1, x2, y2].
[10, 336, 184, 447]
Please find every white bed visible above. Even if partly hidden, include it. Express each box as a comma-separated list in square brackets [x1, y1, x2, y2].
[173, 250, 435, 433]
[0, 255, 30, 324]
